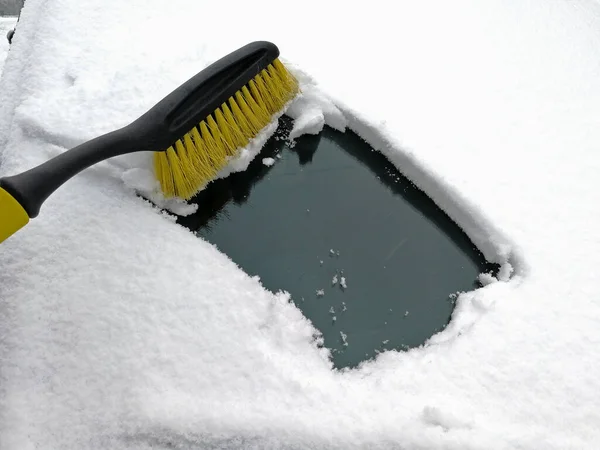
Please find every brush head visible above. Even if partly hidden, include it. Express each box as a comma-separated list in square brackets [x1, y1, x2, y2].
[146, 42, 299, 200]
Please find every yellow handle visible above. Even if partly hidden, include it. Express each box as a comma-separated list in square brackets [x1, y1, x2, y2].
[0, 187, 30, 243]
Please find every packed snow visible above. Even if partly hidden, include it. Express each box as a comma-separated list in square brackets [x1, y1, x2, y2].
[2, 0, 600, 449]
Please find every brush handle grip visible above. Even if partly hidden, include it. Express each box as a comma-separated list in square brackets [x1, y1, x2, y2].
[0, 187, 30, 243]
[0, 127, 136, 219]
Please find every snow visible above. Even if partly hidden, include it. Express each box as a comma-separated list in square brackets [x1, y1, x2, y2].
[0, 17, 16, 73]
[478, 272, 498, 287]
[285, 80, 346, 139]
[340, 331, 348, 347]
[2, 0, 600, 449]
[120, 168, 198, 216]
[261, 157, 275, 167]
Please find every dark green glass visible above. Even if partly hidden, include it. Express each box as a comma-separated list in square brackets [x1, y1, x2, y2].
[179, 118, 496, 369]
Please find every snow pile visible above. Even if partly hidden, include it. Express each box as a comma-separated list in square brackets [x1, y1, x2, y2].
[2, 0, 600, 449]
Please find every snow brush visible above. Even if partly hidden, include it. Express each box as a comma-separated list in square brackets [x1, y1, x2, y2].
[0, 41, 299, 243]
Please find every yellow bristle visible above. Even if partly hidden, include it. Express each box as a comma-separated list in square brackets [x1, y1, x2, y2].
[189, 127, 219, 180]
[220, 102, 250, 150]
[206, 114, 234, 157]
[228, 96, 254, 137]
[173, 139, 198, 199]
[252, 73, 277, 112]
[234, 91, 261, 134]
[182, 134, 211, 196]
[262, 68, 287, 108]
[248, 80, 268, 113]
[154, 148, 174, 197]
[213, 107, 239, 156]
[199, 120, 226, 170]
[273, 59, 298, 94]
[165, 144, 187, 198]
[241, 85, 270, 125]
[154, 57, 299, 200]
